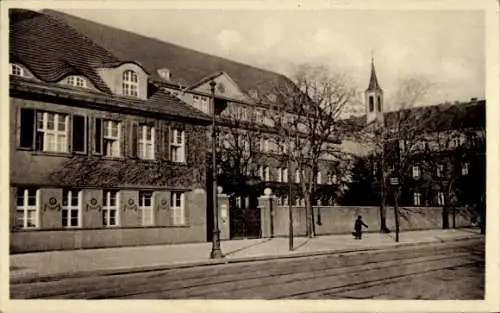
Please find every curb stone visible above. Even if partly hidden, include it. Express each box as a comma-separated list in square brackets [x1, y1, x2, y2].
[10, 234, 482, 285]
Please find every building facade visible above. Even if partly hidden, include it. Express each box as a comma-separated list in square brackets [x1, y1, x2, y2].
[10, 9, 212, 252]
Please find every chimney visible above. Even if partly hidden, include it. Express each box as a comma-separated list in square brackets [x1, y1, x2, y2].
[157, 68, 171, 81]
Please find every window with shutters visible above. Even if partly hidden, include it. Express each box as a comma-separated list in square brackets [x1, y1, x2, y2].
[16, 187, 39, 229]
[170, 191, 185, 225]
[103, 190, 119, 227]
[139, 191, 154, 226]
[72, 115, 87, 153]
[99, 120, 121, 157]
[138, 125, 155, 160]
[62, 189, 81, 228]
[19, 109, 86, 153]
[170, 129, 185, 162]
[34, 111, 68, 153]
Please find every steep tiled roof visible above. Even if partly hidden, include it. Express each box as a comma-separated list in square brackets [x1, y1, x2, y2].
[384, 99, 485, 131]
[9, 9, 118, 93]
[41, 9, 296, 97]
[10, 76, 212, 123]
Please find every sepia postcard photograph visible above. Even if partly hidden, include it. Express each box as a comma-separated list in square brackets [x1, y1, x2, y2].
[1, 0, 499, 312]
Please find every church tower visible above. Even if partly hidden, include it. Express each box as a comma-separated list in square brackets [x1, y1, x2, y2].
[365, 55, 384, 124]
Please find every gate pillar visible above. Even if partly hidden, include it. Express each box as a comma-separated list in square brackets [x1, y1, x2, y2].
[259, 194, 275, 238]
[218, 193, 230, 240]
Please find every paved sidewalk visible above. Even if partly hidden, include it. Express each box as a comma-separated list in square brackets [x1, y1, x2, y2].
[10, 228, 482, 283]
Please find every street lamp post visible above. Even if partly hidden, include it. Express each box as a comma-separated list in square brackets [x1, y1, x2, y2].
[210, 80, 224, 259]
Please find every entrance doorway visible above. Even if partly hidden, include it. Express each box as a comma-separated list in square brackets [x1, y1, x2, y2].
[229, 194, 261, 239]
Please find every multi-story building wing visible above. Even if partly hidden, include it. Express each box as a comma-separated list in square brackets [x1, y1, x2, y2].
[9, 9, 212, 252]
[32, 9, 348, 239]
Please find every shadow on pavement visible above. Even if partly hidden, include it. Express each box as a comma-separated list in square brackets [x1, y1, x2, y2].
[292, 237, 312, 251]
[224, 238, 273, 256]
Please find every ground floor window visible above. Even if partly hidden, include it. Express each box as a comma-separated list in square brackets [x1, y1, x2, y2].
[139, 191, 154, 226]
[171, 191, 185, 225]
[16, 187, 38, 228]
[437, 192, 445, 206]
[413, 192, 422, 206]
[103, 190, 119, 226]
[62, 189, 81, 227]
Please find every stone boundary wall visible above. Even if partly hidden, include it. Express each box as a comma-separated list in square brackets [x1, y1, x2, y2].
[261, 202, 478, 238]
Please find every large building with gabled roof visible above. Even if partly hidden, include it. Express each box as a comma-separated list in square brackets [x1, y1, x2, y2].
[9, 9, 485, 252]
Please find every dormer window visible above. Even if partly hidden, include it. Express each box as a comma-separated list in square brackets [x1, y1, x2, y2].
[66, 76, 86, 88]
[10, 63, 24, 77]
[122, 70, 138, 97]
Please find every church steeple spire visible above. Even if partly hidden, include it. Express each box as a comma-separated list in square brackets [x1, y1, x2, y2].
[367, 53, 382, 92]
[365, 52, 384, 124]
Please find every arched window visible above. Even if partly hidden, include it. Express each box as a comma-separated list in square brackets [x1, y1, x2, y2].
[122, 70, 138, 97]
[377, 96, 382, 112]
[10, 63, 24, 77]
[369, 96, 374, 112]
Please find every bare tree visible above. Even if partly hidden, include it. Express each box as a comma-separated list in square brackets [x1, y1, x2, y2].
[265, 65, 358, 237]
[216, 104, 269, 195]
[355, 76, 433, 235]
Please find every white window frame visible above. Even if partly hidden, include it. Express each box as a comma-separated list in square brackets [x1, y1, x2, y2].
[437, 192, 445, 206]
[413, 192, 421, 206]
[16, 188, 39, 229]
[103, 120, 121, 157]
[412, 165, 421, 178]
[122, 70, 138, 97]
[138, 125, 155, 160]
[139, 191, 154, 226]
[462, 162, 469, 176]
[103, 190, 120, 227]
[66, 76, 87, 88]
[171, 191, 185, 225]
[36, 111, 69, 153]
[437, 164, 444, 177]
[62, 189, 81, 228]
[258, 166, 264, 180]
[170, 129, 186, 163]
[10, 63, 24, 76]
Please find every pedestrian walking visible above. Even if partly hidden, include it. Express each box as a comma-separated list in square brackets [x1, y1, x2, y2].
[352, 215, 368, 240]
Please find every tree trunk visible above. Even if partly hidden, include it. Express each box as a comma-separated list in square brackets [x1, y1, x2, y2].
[442, 205, 450, 229]
[379, 190, 390, 233]
[305, 195, 313, 238]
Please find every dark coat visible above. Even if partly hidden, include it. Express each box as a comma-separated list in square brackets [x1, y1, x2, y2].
[354, 219, 368, 232]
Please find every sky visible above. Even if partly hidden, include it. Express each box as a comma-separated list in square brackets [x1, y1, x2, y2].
[59, 9, 485, 111]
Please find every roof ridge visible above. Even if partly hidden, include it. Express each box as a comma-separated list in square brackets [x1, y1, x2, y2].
[40, 9, 292, 84]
